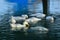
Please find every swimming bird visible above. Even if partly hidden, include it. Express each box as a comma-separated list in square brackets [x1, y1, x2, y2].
[24, 17, 41, 26]
[9, 15, 28, 23]
[9, 16, 16, 24]
[10, 21, 29, 31]
[21, 15, 28, 19]
[28, 26, 48, 34]
[13, 15, 28, 21]
[10, 24, 25, 31]
[30, 13, 46, 19]
[46, 16, 54, 23]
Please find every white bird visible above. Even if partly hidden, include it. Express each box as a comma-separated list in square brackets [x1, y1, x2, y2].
[29, 26, 48, 34]
[10, 24, 25, 31]
[9, 15, 28, 23]
[10, 22, 29, 31]
[9, 16, 16, 24]
[13, 17, 26, 22]
[14, 15, 28, 21]
[30, 13, 46, 19]
[24, 17, 41, 25]
[46, 16, 54, 23]
[21, 15, 28, 19]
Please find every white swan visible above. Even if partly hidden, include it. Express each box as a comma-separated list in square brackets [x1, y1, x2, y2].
[46, 16, 54, 23]
[10, 24, 25, 31]
[29, 26, 48, 34]
[13, 17, 26, 22]
[9, 16, 16, 24]
[13, 15, 28, 21]
[21, 15, 28, 19]
[30, 13, 46, 19]
[24, 17, 41, 25]
[10, 22, 29, 31]
[9, 15, 28, 23]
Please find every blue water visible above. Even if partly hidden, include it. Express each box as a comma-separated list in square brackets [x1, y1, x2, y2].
[50, 0, 60, 14]
[0, 0, 60, 15]
[6, 0, 28, 11]
[0, 0, 28, 15]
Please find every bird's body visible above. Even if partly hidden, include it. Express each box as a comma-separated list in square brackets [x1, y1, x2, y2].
[10, 21, 29, 31]
[9, 16, 16, 24]
[13, 16, 26, 21]
[30, 13, 45, 19]
[10, 24, 25, 31]
[46, 16, 54, 23]
[28, 26, 48, 34]
[9, 15, 28, 24]
[24, 17, 41, 25]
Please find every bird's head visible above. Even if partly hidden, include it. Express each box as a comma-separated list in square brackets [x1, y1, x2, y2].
[23, 21, 30, 29]
[22, 15, 28, 19]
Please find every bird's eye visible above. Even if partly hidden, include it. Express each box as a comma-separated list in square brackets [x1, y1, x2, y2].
[26, 24, 29, 28]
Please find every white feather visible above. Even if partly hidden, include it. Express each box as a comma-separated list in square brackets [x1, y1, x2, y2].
[25, 17, 41, 24]
[10, 24, 25, 31]
[30, 13, 46, 19]
[30, 26, 48, 33]
[9, 16, 16, 24]
[10, 15, 28, 22]
[46, 16, 54, 23]
[10, 22, 29, 31]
